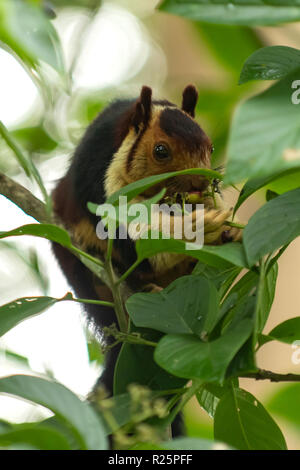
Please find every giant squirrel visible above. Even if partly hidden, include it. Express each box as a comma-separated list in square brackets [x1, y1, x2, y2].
[52, 85, 242, 408]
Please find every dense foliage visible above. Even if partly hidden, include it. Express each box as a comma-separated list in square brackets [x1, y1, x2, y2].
[1, 0, 300, 450]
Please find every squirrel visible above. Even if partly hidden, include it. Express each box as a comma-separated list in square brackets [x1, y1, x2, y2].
[52, 85, 242, 425]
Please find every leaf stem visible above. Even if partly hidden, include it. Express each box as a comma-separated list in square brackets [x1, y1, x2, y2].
[116, 258, 141, 285]
[106, 236, 114, 262]
[166, 379, 202, 425]
[266, 244, 289, 274]
[253, 259, 266, 343]
[225, 220, 246, 229]
[71, 246, 104, 268]
[103, 326, 157, 347]
[71, 297, 115, 308]
[105, 257, 128, 333]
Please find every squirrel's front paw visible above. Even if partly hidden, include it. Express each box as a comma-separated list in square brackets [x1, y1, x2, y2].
[141, 283, 163, 293]
[203, 208, 232, 244]
[203, 208, 243, 244]
[221, 225, 243, 243]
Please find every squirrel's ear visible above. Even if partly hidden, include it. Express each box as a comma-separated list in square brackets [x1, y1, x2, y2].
[132, 86, 152, 132]
[182, 85, 198, 118]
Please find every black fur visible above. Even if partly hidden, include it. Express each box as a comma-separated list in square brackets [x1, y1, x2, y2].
[160, 107, 210, 154]
[181, 84, 198, 117]
[70, 99, 135, 218]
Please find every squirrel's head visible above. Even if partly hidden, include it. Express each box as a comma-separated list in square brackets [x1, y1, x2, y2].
[105, 85, 213, 199]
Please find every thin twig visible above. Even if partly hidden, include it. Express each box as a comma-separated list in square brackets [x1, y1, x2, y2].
[242, 368, 300, 383]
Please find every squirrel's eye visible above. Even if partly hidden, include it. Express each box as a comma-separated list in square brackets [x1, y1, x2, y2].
[154, 144, 170, 161]
[211, 145, 215, 154]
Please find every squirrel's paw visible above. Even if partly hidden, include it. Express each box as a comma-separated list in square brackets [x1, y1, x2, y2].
[203, 208, 231, 244]
[203, 208, 243, 244]
[221, 225, 243, 243]
[141, 283, 163, 293]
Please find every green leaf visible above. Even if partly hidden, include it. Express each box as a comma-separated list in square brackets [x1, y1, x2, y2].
[126, 275, 219, 336]
[12, 126, 58, 154]
[0, 296, 59, 337]
[154, 316, 253, 383]
[0, 375, 107, 450]
[5, 443, 38, 450]
[0, 423, 71, 450]
[136, 236, 248, 269]
[214, 387, 287, 450]
[243, 188, 300, 266]
[114, 327, 186, 395]
[0, 349, 29, 367]
[0, 224, 72, 247]
[217, 262, 276, 346]
[0, 291, 113, 338]
[266, 169, 300, 194]
[0, 0, 65, 74]
[192, 262, 238, 285]
[0, 121, 34, 178]
[267, 384, 300, 428]
[131, 442, 166, 450]
[133, 437, 231, 450]
[222, 296, 257, 376]
[266, 189, 279, 202]
[193, 263, 242, 299]
[195, 243, 248, 268]
[259, 317, 300, 347]
[216, 270, 257, 332]
[102, 394, 132, 434]
[256, 263, 278, 333]
[239, 46, 300, 84]
[106, 168, 222, 206]
[234, 166, 300, 214]
[87, 337, 104, 366]
[162, 437, 231, 450]
[35, 415, 79, 449]
[88, 188, 166, 227]
[159, 0, 300, 26]
[226, 336, 256, 377]
[214, 267, 242, 299]
[0, 224, 103, 270]
[0, 121, 50, 207]
[226, 70, 300, 184]
[196, 382, 234, 418]
[269, 317, 300, 344]
[223, 270, 257, 306]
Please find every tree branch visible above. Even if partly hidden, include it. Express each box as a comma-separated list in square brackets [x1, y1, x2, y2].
[243, 368, 300, 383]
[0, 172, 50, 223]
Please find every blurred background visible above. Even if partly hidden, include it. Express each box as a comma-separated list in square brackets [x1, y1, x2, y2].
[0, 0, 300, 448]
